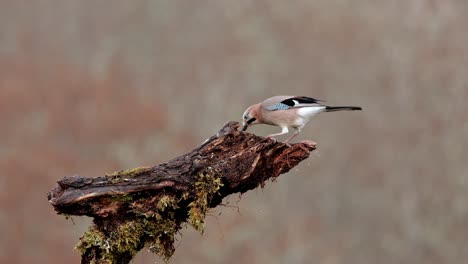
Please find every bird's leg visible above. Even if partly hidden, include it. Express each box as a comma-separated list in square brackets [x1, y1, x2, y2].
[284, 128, 301, 144]
[267, 127, 289, 141]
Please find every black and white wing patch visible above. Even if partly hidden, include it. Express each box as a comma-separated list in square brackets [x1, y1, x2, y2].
[265, 96, 323, 111]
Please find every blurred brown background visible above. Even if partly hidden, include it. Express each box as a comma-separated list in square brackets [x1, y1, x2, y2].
[1, 1, 467, 263]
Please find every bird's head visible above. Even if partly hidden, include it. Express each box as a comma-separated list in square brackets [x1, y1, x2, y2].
[241, 104, 260, 131]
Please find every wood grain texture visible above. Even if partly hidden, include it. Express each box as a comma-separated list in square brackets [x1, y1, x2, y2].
[47, 121, 316, 263]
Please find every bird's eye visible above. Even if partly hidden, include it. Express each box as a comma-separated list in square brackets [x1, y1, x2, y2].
[243, 114, 249, 120]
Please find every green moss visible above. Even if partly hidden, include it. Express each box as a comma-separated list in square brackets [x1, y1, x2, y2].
[107, 167, 150, 184]
[120, 167, 149, 177]
[157, 195, 179, 212]
[76, 195, 181, 263]
[180, 192, 190, 201]
[75, 226, 108, 254]
[188, 172, 223, 233]
[110, 194, 133, 203]
[146, 217, 178, 261]
[76, 171, 224, 263]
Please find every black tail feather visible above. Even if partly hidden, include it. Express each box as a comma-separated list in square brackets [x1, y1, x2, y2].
[325, 106, 362, 112]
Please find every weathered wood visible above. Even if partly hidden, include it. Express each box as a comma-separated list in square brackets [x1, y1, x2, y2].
[47, 121, 316, 263]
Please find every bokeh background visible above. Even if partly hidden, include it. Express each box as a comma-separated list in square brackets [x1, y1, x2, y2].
[1, 1, 467, 263]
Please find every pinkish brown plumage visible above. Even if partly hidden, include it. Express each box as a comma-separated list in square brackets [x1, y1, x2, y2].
[242, 96, 362, 143]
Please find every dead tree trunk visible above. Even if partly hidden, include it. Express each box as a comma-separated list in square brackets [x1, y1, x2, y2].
[47, 121, 316, 264]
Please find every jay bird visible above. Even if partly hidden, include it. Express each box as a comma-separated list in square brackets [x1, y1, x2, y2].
[242, 96, 362, 143]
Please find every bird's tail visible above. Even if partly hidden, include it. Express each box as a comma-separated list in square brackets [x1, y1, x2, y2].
[325, 106, 362, 112]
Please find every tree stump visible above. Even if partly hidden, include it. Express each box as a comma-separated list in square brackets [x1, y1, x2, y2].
[47, 121, 316, 264]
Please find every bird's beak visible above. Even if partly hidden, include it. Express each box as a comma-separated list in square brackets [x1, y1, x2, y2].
[242, 118, 256, 131]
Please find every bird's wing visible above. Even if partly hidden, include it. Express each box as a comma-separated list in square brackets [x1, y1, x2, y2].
[263, 96, 324, 111]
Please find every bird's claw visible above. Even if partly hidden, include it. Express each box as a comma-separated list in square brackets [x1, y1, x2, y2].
[267, 137, 293, 147]
[267, 136, 277, 143]
[301, 140, 317, 148]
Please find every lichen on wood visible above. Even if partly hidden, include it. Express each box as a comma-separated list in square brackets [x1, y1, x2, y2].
[47, 121, 316, 264]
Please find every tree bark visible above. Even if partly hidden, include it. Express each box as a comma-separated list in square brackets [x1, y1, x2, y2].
[47, 121, 316, 263]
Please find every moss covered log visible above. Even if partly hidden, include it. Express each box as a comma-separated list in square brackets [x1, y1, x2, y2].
[47, 121, 316, 264]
